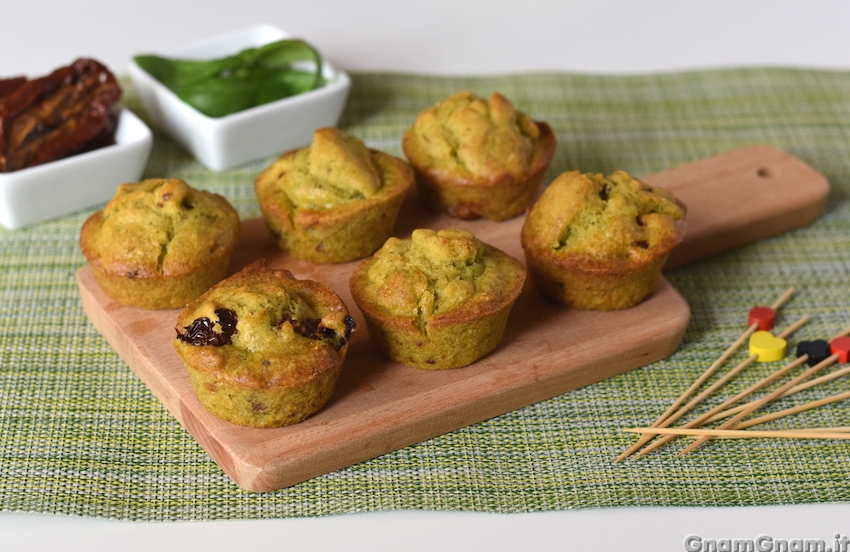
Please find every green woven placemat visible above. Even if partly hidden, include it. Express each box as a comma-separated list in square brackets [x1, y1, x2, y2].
[2, 69, 850, 521]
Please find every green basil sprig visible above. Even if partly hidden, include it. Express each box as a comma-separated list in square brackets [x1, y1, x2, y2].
[134, 39, 325, 118]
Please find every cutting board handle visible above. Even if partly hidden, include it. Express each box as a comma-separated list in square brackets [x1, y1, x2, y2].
[648, 145, 829, 269]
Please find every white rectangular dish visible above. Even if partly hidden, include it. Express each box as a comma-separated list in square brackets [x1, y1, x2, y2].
[0, 108, 153, 230]
[128, 24, 352, 171]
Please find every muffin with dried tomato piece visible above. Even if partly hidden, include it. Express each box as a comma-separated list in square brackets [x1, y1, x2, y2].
[402, 91, 556, 221]
[349, 228, 525, 370]
[174, 260, 355, 428]
[255, 127, 413, 264]
[80, 178, 241, 309]
[521, 170, 686, 311]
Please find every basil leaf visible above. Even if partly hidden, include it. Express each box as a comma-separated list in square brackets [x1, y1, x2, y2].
[133, 39, 325, 117]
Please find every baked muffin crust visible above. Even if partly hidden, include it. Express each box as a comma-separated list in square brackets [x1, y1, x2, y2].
[80, 178, 241, 309]
[255, 127, 412, 263]
[521, 170, 686, 310]
[350, 228, 525, 369]
[402, 92, 555, 221]
[174, 260, 354, 428]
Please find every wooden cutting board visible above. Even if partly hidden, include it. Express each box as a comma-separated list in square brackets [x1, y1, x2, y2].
[77, 145, 828, 492]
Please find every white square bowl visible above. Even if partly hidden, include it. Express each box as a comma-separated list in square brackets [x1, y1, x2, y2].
[0, 108, 153, 230]
[128, 24, 352, 171]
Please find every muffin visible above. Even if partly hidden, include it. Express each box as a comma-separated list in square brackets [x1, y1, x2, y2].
[402, 92, 556, 221]
[521, 170, 686, 310]
[80, 178, 241, 309]
[349, 228, 525, 369]
[174, 260, 355, 428]
[255, 127, 413, 263]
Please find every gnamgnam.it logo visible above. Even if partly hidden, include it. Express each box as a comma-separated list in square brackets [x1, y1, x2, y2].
[683, 533, 850, 552]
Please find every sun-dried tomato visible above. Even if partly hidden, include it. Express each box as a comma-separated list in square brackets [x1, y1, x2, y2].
[0, 77, 26, 99]
[278, 313, 356, 351]
[176, 308, 239, 346]
[0, 58, 121, 172]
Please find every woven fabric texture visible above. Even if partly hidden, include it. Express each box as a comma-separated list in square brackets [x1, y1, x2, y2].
[1, 69, 850, 521]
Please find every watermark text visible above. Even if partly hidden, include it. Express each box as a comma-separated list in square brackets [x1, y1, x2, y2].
[684, 533, 850, 552]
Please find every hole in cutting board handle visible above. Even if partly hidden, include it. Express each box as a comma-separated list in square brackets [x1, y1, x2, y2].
[653, 145, 829, 270]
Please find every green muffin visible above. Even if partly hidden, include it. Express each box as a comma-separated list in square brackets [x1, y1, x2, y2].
[174, 260, 355, 428]
[255, 127, 413, 263]
[350, 228, 526, 369]
[521, 170, 686, 310]
[80, 178, 241, 309]
[402, 92, 555, 221]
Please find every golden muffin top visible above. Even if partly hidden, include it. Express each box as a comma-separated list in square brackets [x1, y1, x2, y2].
[402, 92, 548, 183]
[174, 260, 354, 388]
[80, 178, 240, 278]
[356, 228, 525, 320]
[522, 170, 686, 262]
[256, 127, 407, 211]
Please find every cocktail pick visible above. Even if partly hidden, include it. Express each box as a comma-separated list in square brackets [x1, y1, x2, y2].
[796, 340, 832, 366]
[678, 353, 841, 455]
[783, 427, 850, 433]
[629, 315, 807, 458]
[613, 291, 800, 462]
[727, 389, 850, 431]
[613, 336, 754, 461]
[624, 427, 850, 440]
[702, 326, 850, 423]
[629, 390, 850, 441]
[614, 288, 795, 462]
[633, 352, 809, 457]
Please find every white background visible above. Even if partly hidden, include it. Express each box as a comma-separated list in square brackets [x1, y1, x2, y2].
[3, 1, 850, 550]
[2, 0, 850, 77]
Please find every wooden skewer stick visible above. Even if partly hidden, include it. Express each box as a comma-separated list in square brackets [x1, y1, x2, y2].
[830, 326, 850, 341]
[704, 364, 850, 423]
[768, 287, 797, 313]
[625, 427, 850, 440]
[704, 326, 850, 423]
[770, 314, 812, 341]
[633, 354, 809, 457]
[630, 396, 850, 439]
[731, 389, 850, 430]
[779, 427, 850, 433]
[678, 353, 841, 455]
[615, 326, 759, 462]
[614, 288, 796, 462]
[631, 315, 808, 458]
